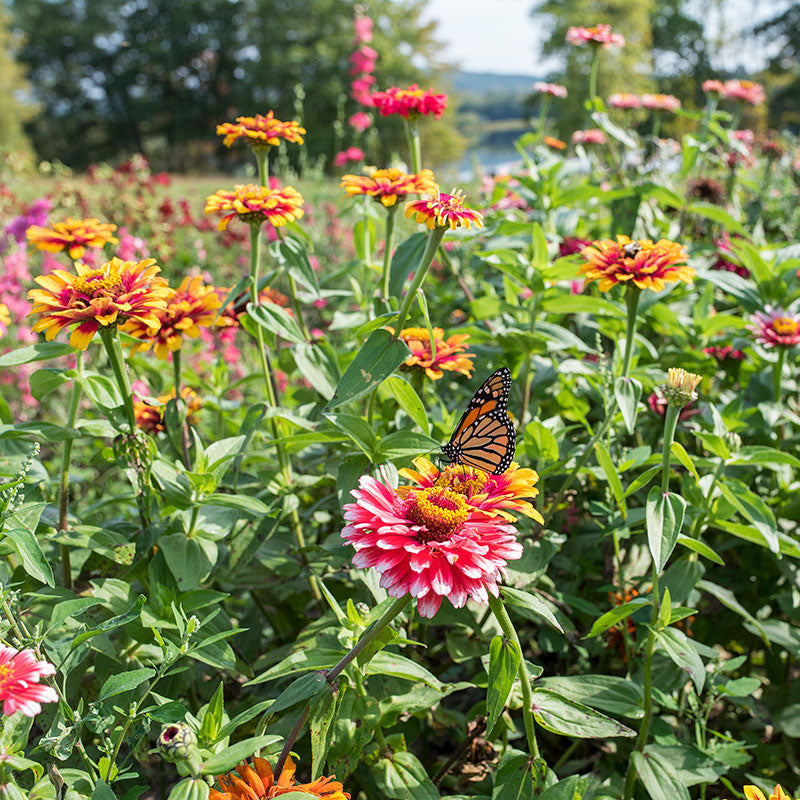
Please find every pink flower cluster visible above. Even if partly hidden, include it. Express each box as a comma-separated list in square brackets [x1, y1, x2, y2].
[349, 13, 376, 109]
[572, 129, 607, 145]
[333, 147, 365, 167]
[566, 24, 625, 49]
[703, 344, 745, 362]
[641, 93, 681, 112]
[703, 79, 765, 105]
[533, 82, 567, 99]
[608, 93, 641, 109]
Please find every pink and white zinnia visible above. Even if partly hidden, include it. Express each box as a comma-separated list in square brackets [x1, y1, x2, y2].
[342, 476, 522, 618]
[0, 646, 59, 717]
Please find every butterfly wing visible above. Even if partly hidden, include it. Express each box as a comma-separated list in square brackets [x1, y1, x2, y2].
[442, 367, 516, 474]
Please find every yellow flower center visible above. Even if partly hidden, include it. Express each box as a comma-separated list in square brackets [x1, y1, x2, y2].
[435, 466, 488, 498]
[72, 266, 122, 296]
[406, 488, 469, 542]
[0, 663, 10, 687]
[773, 317, 798, 336]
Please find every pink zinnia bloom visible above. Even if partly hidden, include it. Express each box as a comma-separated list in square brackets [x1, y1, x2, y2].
[566, 24, 625, 49]
[353, 15, 373, 44]
[723, 80, 765, 105]
[342, 475, 523, 618]
[371, 84, 448, 120]
[333, 147, 365, 167]
[533, 82, 567, 98]
[702, 79, 726, 95]
[732, 129, 755, 146]
[0, 646, 58, 717]
[608, 93, 641, 109]
[749, 307, 800, 348]
[641, 93, 681, 112]
[572, 129, 607, 145]
[348, 112, 372, 132]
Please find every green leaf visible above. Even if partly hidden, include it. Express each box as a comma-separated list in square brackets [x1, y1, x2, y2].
[501, 587, 564, 633]
[276, 235, 319, 294]
[670, 441, 700, 482]
[97, 668, 155, 702]
[595, 443, 626, 518]
[389, 233, 427, 298]
[3, 502, 54, 586]
[537, 675, 643, 719]
[654, 628, 705, 692]
[492, 748, 534, 800]
[374, 751, 438, 800]
[324, 413, 377, 458]
[309, 684, 338, 779]
[263, 672, 328, 717]
[158, 533, 216, 589]
[585, 597, 650, 639]
[293, 342, 339, 400]
[632, 749, 690, 800]
[614, 377, 642, 436]
[686, 202, 745, 234]
[200, 735, 282, 775]
[247, 301, 306, 344]
[386, 375, 429, 433]
[0, 342, 74, 366]
[30, 367, 71, 401]
[524, 420, 559, 463]
[166, 778, 211, 800]
[646, 488, 686, 571]
[729, 445, 800, 470]
[530, 688, 635, 738]
[206, 493, 271, 516]
[623, 466, 660, 499]
[365, 651, 442, 688]
[539, 776, 583, 800]
[540, 294, 624, 318]
[487, 635, 520, 734]
[328, 329, 410, 408]
[675, 535, 724, 565]
[377, 431, 440, 461]
[92, 780, 119, 800]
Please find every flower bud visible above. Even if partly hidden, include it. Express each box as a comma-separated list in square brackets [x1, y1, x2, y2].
[158, 722, 198, 763]
[724, 432, 742, 452]
[663, 368, 702, 409]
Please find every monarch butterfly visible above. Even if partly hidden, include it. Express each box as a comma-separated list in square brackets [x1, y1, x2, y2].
[441, 367, 515, 474]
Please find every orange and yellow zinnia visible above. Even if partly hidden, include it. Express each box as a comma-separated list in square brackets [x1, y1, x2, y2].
[205, 185, 305, 231]
[341, 168, 438, 207]
[27, 218, 118, 260]
[392, 326, 474, 379]
[579, 235, 693, 292]
[209, 756, 349, 800]
[744, 785, 795, 800]
[405, 189, 484, 231]
[135, 387, 203, 435]
[27, 258, 171, 350]
[216, 112, 306, 150]
[123, 275, 222, 359]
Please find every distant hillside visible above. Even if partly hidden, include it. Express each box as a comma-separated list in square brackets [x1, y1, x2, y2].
[451, 71, 543, 98]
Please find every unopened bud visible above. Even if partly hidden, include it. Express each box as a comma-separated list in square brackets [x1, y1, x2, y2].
[356, 602, 369, 616]
[724, 432, 741, 452]
[158, 722, 198, 763]
[663, 368, 702, 409]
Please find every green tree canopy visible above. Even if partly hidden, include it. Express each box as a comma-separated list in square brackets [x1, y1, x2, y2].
[0, 6, 37, 158]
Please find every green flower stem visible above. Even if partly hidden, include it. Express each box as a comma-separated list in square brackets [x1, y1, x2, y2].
[650, 114, 662, 143]
[773, 347, 786, 404]
[273, 595, 411, 775]
[405, 118, 422, 172]
[172, 349, 191, 468]
[699, 94, 718, 141]
[99, 327, 138, 433]
[287, 272, 311, 342]
[588, 48, 600, 111]
[623, 404, 678, 800]
[394, 228, 446, 333]
[255, 147, 270, 186]
[536, 97, 552, 142]
[58, 352, 83, 590]
[487, 594, 540, 765]
[621, 286, 641, 379]
[381, 204, 398, 301]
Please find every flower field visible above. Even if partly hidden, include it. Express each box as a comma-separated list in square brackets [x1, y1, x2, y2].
[2, 14, 800, 800]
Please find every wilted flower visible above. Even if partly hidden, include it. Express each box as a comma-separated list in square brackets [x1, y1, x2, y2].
[758, 137, 785, 160]
[399, 457, 544, 523]
[723, 79, 765, 105]
[392, 326, 474, 379]
[580, 235, 693, 292]
[135, 386, 203, 434]
[333, 147, 365, 167]
[123, 275, 222, 359]
[28, 257, 171, 350]
[342, 475, 522, 618]
[641, 93, 681, 112]
[566, 24, 625, 48]
[341, 168, 437, 207]
[687, 177, 726, 205]
[405, 189, 484, 231]
[0, 646, 58, 717]
[572, 129, 607, 145]
[216, 112, 306, 149]
[608, 93, 641, 109]
[371, 84, 448, 119]
[663, 368, 702, 409]
[533, 82, 567, 98]
[544, 136, 567, 150]
[27, 218, 118, 260]
[204, 185, 305, 230]
[749, 307, 800, 348]
[210, 756, 350, 800]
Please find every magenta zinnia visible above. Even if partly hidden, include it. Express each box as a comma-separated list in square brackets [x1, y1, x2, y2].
[342, 476, 522, 618]
[204, 184, 305, 230]
[0, 646, 58, 717]
[749, 307, 800, 348]
[404, 190, 483, 231]
[371, 84, 448, 119]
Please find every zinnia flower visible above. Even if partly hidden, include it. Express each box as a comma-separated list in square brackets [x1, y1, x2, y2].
[333, 147, 364, 167]
[663, 367, 702, 408]
[404, 189, 484, 231]
[544, 136, 567, 150]
[28, 258, 171, 350]
[341, 168, 437, 208]
[566, 24, 625, 48]
[348, 111, 372, 132]
[392, 326, 474, 379]
[579, 235, 693, 292]
[209, 756, 349, 800]
[749, 307, 800, 348]
[608, 93, 641, 109]
[744, 785, 795, 800]
[216, 112, 306, 149]
[641, 93, 681, 112]
[0, 303, 9, 336]
[204, 185, 304, 231]
[0, 646, 58, 717]
[559, 237, 592, 257]
[723, 80, 765, 105]
[572, 129, 607, 145]
[533, 82, 567, 98]
[27, 218, 118, 260]
[702, 79, 726, 95]
[399, 456, 544, 524]
[342, 475, 522, 618]
[371, 84, 448, 119]
[123, 275, 222, 359]
[135, 386, 203, 434]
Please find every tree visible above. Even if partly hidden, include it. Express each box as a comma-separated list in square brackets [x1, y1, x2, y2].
[0, 7, 37, 158]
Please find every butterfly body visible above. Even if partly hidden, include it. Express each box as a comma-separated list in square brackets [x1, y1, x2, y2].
[441, 367, 516, 474]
